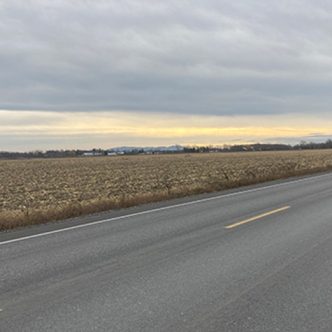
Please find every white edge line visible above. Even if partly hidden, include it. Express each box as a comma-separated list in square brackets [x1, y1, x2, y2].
[0, 172, 330, 246]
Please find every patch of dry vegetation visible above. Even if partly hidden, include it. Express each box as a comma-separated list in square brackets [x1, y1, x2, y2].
[1, 150, 332, 230]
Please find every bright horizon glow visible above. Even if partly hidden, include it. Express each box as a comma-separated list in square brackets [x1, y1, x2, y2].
[1, 110, 331, 152]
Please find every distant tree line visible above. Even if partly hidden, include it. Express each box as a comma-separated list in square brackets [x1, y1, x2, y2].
[183, 143, 293, 153]
[294, 139, 332, 150]
[184, 140, 332, 153]
[0, 150, 85, 159]
[1, 140, 332, 159]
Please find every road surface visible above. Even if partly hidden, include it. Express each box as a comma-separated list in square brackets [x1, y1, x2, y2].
[1, 172, 332, 331]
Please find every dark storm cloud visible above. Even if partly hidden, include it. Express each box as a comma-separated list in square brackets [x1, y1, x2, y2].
[1, 0, 332, 115]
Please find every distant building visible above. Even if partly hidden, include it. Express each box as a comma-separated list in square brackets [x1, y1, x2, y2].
[107, 151, 125, 156]
[83, 151, 103, 157]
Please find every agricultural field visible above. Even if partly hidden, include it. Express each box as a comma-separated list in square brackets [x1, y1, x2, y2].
[1, 150, 332, 230]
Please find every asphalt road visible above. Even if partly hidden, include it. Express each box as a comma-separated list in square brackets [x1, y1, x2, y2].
[2, 172, 332, 331]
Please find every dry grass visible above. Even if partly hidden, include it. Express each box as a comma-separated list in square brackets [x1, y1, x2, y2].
[1, 150, 332, 230]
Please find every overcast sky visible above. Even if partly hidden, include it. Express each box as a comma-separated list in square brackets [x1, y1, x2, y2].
[1, 0, 332, 151]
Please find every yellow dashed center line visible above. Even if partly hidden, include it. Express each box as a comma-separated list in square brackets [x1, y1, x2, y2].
[225, 206, 290, 229]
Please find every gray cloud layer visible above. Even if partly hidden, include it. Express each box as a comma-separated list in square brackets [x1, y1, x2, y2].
[1, 0, 332, 115]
